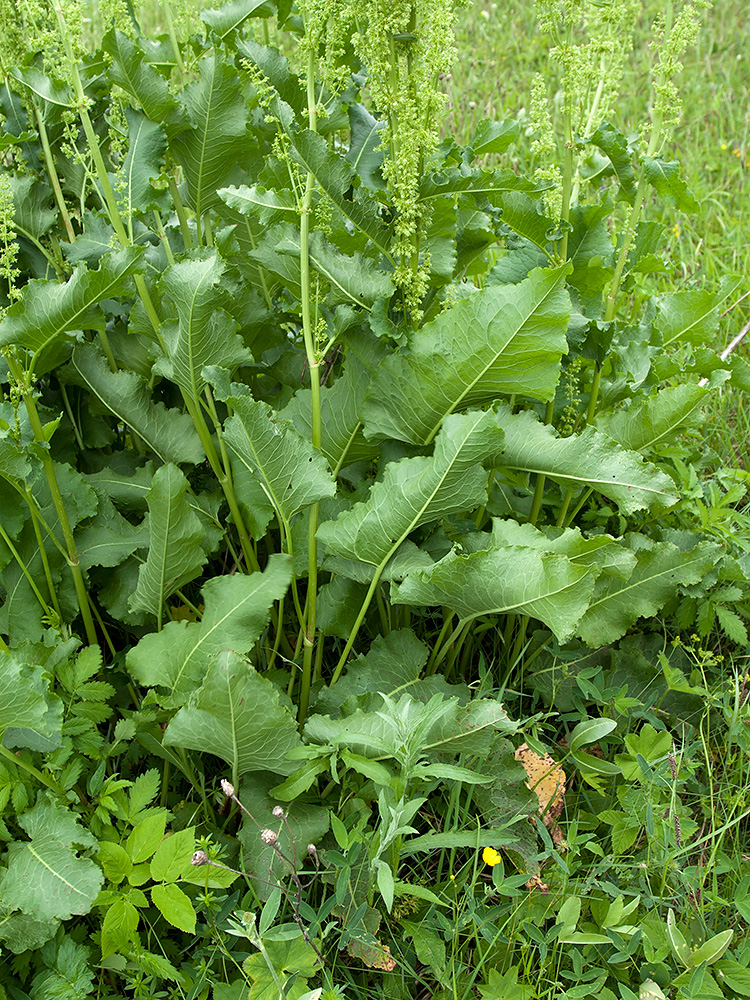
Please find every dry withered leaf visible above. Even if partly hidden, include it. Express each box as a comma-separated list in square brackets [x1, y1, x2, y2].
[514, 742, 567, 845]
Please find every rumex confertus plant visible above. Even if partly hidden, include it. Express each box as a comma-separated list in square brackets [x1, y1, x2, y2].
[0, 0, 747, 991]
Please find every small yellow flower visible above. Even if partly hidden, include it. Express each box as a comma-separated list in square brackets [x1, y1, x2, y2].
[482, 846, 501, 867]
[721, 143, 727, 150]
[672, 224, 680, 237]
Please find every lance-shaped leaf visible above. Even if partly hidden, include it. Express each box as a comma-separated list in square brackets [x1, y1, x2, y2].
[587, 123, 636, 202]
[218, 182, 297, 225]
[576, 536, 720, 646]
[287, 129, 392, 259]
[494, 403, 678, 514]
[103, 29, 181, 124]
[154, 254, 253, 404]
[643, 157, 699, 213]
[71, 344, 204, 465]
[317, 410, 504, 572]
[201, 0, 274, 40]
[127, 554, 291, 704]
[282, 356, 378, 470]
[118, 107, 167, 216]
[419, 166, 547, 201]
[0, 795, 102, 922]
[391, 545, 595, 643]
[168, 54, 253, 217]
[221, 384, 336, 527]
[596, 384, 709, 453]
[363, 266, 570, 445]
[0, 248, 144, 373]
[164, 649, 302, 779]
[129, 464, 207, 620]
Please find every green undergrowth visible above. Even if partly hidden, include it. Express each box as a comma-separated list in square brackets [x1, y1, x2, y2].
[0, 0, 749, 998]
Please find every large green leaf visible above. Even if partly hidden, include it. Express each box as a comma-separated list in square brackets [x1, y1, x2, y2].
[164, 649, 302, 779]
[362, 265, 570, 445]
[168, 54, 253, 217]
[282, 356, 378, 470]
[200, 0, 274, 39]
[129, 464, 207, 621]
[0, 650, 62, 748]
[103, 29, 181, 123]
[576, 536, 720, 646]
[221, 384, 336, 527]
[154, 254, 253, 404]
[643, 157, 699, 213]
[653, 277, 741, 348]
[0, 795, 102, 922]
[0, 248, 144, 373]
[127, 554, 292, 704]
[392, 545, 594, 643]
[71, 344, 204, 465]
[419, 166, 547, 201]
[317, 410, 504, 572]
[494, 403, 678, 514]
[118, 107, 167, 216]
[596, 384, 709, 453]
[287, 129, 392, 259]
[75, 496, 150, 571]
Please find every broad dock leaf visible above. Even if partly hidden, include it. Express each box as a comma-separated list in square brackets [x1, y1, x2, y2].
[154, 254, 253, 404]
[494, 403, 678, 514]
[222, 385, 336, 527]
[129, 464, 207, 620]
[0, 248, 144, 373]
[119, 108, 167, 216]
[392, 545, 595, 643]
[0, 795, 102, 922]
[363, 265, 570, 445]
[127, 554, 292, 703]
[596, 384, 709, 453]
[317, 410, 504, 572]
[71, 344, 205, 465]
[164, 649, 302, 777]
[576, 536, 720, 646]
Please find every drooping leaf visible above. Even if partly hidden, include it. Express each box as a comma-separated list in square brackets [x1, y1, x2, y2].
[0, 794, 103, 922]
[154, 254, 253, 404]
[129, 464, 207, 621]
[220, 383, 336, 527]
[576, 536, 720, 646]
[61, 213, 118, 265]
[363, 265, 570, 444]
[71, 344, 205, 465]
[0, 248, 144, 373]
[168, 53, 253, 217]
[200, 0, 274, 40]
[653, 276, 741, 348]
[317, 410, 504, 572]
[0, 649, 63, 748]
[419, 166, 546, 201]
[127, 554, 291, 703]
[103, 28, 181, 123]
[587, 122, 636, 202]
[75, 495, 150, 571]
[218, 182, 297, 224]
[469, 119, 519, 157]
[596, 384, 709, 453]
[643, 157, 699, 213]
[494, 403, 679, 513]
[282, 356, 378, 470]
[287, 129, 392, 258]
[118, 107, 167, 216]
[391, 544, 594, 643]
[497, 191, 557, 254]
[164, 649, 302, 778]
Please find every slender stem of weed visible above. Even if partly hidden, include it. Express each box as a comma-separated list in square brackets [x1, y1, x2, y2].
[168, 174, 194, 250]
[162, 0, 185, 74]
[0, 743, 63, 794]
[331, 569, 383, 684]
[528, 400, 555, 525]
[425, 611, 456, 675]
[0, 519, 51, 617]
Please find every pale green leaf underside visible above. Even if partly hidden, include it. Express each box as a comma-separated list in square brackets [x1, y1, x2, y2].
[576, 537, 720, 646]
[0, 248, 143, 370]
[129, 464, 207, 619]
[71, 344, 205, 465]
[164, 649, 302, 778]
[155, 253, 253, 404]
[127, 554, 292, 703]
[494, 403, 678, 513]
[391, 545, 594, 643]
[317, 410, 504, 570]
[223, 386, 336, 525]
[363, 265, 570, 445]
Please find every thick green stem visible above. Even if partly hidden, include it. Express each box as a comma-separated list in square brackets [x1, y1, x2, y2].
[528, 400, 555, 525]
[6, 356, 97, 643]
[35, 108, 75, 242]
[331, 570, 382, 684]
[168, 174, 194, 250]
[162, 0, 185, 73]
